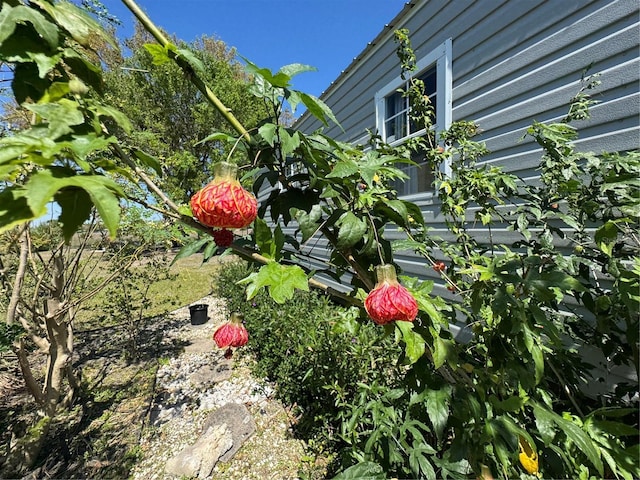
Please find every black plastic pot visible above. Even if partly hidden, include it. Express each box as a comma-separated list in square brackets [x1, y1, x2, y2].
[189, 304, 208, 325]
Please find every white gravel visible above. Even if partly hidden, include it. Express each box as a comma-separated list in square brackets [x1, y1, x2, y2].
[130, 295, 278, 480]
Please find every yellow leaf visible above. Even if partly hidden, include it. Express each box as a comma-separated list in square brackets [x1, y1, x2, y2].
[518, 435, 540, 476]
[440, 181, 452, 194]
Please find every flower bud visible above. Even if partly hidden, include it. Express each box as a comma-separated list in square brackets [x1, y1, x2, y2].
[364, 264, 418, 325]
[190, 162, 258, 229]
[213, 312, 248, 348]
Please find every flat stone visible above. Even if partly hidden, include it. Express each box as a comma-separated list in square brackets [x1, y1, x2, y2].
[164, 423, 233, 479]
[183, 337, 214, 354]
[189, 360, 232, 386]
[203, 402, 256, 462]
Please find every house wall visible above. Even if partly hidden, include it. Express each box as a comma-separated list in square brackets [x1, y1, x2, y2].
[291, 0, 639, 298]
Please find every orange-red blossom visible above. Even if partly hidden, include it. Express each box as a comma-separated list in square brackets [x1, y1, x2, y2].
[190, 162, 257, 229]
[365, 264, 418, 325]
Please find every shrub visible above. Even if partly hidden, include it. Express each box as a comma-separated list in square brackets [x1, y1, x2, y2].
[214, 260, 402, 447]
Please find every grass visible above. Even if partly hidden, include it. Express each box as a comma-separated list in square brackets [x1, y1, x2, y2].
[75, 252, 223, 329]
[148, 253, 223, 316]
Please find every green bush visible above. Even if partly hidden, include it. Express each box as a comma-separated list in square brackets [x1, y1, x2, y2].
[214, 261, 402, 446]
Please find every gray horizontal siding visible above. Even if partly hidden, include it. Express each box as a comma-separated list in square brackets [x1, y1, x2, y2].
[287, 0, 638, 294]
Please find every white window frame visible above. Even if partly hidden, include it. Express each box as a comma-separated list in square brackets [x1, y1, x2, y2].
[374, 38, 453, 188]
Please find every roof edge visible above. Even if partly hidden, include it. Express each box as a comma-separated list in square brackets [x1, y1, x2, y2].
[294, 0, 420, 126]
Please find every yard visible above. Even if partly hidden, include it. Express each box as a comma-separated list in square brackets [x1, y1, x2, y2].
[0, 1, 638, 479]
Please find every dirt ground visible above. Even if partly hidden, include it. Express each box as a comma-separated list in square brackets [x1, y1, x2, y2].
[0, 312, 184, 479]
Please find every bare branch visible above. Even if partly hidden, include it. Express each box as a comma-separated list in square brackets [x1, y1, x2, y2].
[6, 225, 28, 325]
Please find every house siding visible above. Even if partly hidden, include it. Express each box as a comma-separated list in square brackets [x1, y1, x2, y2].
[290, 0, 639, 295]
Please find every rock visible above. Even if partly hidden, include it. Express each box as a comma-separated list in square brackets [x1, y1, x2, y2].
[189, 359, 232, 386]
[164, 423, 233, 479]
[183, 337, 214, 354]
[203, 402, 256, 462]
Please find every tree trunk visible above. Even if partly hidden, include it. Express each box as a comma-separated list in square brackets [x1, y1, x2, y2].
[3, 252, 78, 475]
[43, 307, 74, 418]
[42, 254, 75, 417]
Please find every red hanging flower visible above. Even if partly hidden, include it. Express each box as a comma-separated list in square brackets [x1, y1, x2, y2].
[190, 162, 258, 229]
[364, 264, 418, 325]
[212, 228, 234, 247]
[213, 312, 248, 349]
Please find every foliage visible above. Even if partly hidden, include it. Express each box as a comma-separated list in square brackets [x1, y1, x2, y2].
[0, 0, 129, 240]
[95, 249, 176, 361]
[205, 28, 639, 480]
[214, 260, 402, 447]
[102, 26, 269, 204]
[28, 220, 64, 251]
[1, 2, 637, 479]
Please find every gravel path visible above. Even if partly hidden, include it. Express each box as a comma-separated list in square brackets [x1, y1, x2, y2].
[130, 296, 312, 480]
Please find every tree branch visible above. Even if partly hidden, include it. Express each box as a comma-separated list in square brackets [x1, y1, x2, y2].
[120, 0, 251, 142]
[6, 225, 28, 325]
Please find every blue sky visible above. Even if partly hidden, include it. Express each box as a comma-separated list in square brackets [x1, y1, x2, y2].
[102, 0, 408, 98]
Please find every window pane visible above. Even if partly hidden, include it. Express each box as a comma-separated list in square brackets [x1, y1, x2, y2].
[419, 66, 437, 96]
[379, 57, 442, 195]
[385, 91, 408, 141]
[390, 149, 435, 195]
[384, 65, 437, 143]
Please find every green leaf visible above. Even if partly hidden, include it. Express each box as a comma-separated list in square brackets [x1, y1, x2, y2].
[66, 133, 115, 160]
[55, 187, 92, 241]
[527, 270, 586, 298]
[376, 199, 410, 228]
[23, 169, 123, 239]
[258, 123, 277, 146]
[238, 262, 309, 304]
[326, 159, 359, 179]
[0, 187, 35, 234]
[331, 461, 385, 480]
[395, 321, 425, 364]
[133, 148, 163, 177]
[88, 103, 132, 133]
[430, 333, 451, 369]
[336, 211, 367, 249]
[489, 395, 526, 413]
[294, 205, 323, 243]
[300, 92, 342, 130]
[409, 446, 436, 479]
[425, 385, 452, 443]
[595, 220, 618, 257]
[61, 47, 103, 93]
[0, 4, 59, 49]
[530, 341, 544, 385]
[242, 57, 292, 87]
[413, 292, 445, 328]
[523, 325, 544, 385]
[170, 236, 210, 265]
[196, 131, 237, 146]
[278, 63, 317, 79]
[202, 238, 219, 261]
[557, 415, 604, 475]
[143, 43, 170, 65]
[278, 128, 301, 156]
[24, 99, 84, 138]
[33, 0, 117, 49]
[403, 200, 425, 229]
[254, 217, 276, 259]
[532, 403, 603, 475]
[532, 403, 557, 445]
[589, 419, 639, 437]
[176, 48, 204, 73]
